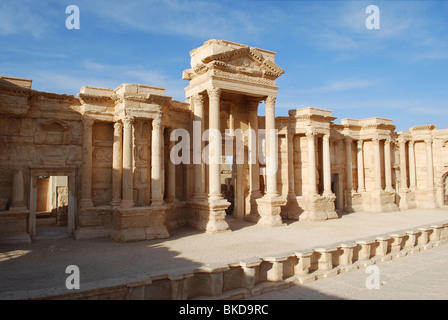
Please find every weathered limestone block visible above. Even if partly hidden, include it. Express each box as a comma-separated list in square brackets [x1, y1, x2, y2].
[389, 233, 406, 257]
[373, 236, 392, 262]
[187, 199, 230, 233]
[355, 239, 375, 266]
[255, 195, 286, 226]
[368, 190, 399, 213]
[168, 272, 193, 300]
[430, 225, 443, 245]
[314, 248, 339, 278]
[293, 250, 316, 283]
[239, 257, 262, 289]
[111, 206, 169, 242]
[417, 227, 432, 249]
[298, 195, 338, 221]
[261, 254, 289, 282]
[188, 264, 229, 298]
[338, 243, 358, 272]
[223, 264, 244, 292]
[404, 230, 420, 252]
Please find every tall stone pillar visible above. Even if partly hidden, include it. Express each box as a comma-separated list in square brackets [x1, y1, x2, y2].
[192, 94, 206, 198]
[345, 138, 353, 192]
[287, 130, 295, 196]
[357, 140, 365, 193]
[322, 133, 332, 195]
[399, 137, 408, 192]
[409, 141, 416, 191]
[121, 116, 135, 208]
[307, 130, 317, 196]
[248, 101, 261, 200]
[254, 95, 285, 226]
[426, 139, 434, 190]
[207, 87, 222, 200]
[384, 138, 393, 191]
[265, 95, 278, 197]
[80, 118, 94, 208]
[166, 128, 177, 203]
[373, 137, 382, 191]
[151, 118, 164, 206]
[111, 121, 123, 206]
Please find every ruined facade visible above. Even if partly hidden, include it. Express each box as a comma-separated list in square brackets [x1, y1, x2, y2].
[1, 39, 448, 244]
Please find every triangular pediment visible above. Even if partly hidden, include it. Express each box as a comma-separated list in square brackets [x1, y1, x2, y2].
[201, 47, 284, 77]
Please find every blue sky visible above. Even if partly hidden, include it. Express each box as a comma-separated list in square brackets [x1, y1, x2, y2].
[1, 0, 447, 132]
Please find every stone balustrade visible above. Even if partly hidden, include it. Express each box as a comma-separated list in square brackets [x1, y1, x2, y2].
[29, 221, 448, 300]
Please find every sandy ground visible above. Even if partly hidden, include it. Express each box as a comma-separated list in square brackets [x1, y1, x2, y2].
[0, 207, 447, 299]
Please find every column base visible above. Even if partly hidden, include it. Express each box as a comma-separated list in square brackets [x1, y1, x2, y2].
[255, 195, 286, 226]
[120, 199, 135, 208]
[298, 194, 338, 221]
[399, 189, 417, 210]
[367, 190, 399, 213]
[285, 192, 303, 220]
[188, 198, 230, 233]
[111, 206, 169, 242]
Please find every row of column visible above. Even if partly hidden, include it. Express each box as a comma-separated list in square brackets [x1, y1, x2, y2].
[286, 130, 332, 197]
[399, 138, 434, 191]
[191, 88, 278, 201]
[80, 116, 176, 209]
[345, 137, 393, 193]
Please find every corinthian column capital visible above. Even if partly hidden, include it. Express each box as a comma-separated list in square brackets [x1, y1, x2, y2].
[207, 87, 221, 101]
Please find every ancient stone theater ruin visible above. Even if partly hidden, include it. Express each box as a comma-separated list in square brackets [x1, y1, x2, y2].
[1, 39, 448, 244]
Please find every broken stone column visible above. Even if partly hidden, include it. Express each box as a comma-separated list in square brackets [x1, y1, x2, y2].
[239, 257, 262, 289]
[263, 254, 289, 282]
[430, 225, 443, 245]
[404, 230, 420, 252]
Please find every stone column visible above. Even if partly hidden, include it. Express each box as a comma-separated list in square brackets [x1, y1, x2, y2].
[121, 116, 134, 208]
[322, 133, 332, 195]
[426, 138, 434, 189]
[357, 140, 365, 193]
[192, 94, 206, 198]
[207, 87, 222, 200]
[248, 101, 261, 199]
[151, 118, 164, 205]
[111, 121, 123, 206]
[80, 118, 94, 208]
[384, 138, 393, 191]
[399, 137, 408, 192]
[373, 137, 382, 191]
[166, 128, 177, 203]
[345, 138, 353, 192]
[265, 95, 278, 197]
[307, 130, 317, 196]
[409, 141, 416, 191]
[287, 130, 295, 197]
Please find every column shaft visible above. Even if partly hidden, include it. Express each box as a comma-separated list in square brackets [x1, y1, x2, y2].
[192, 94, 206, 197]
[399, 138, 408, 192]
[345, 138, 353, 191]
[248, 102, 261, 198]
[323, 134, 331, 195]
[373, 138, 382, 191]
[166, 128, 176, 202]
[207, 88, 222, 199]
[121, 116, 134, 208]
[151, 118, 164, 205]
[80, 118, 94, 208]
[265, 95, 278, 197]
[384, 139, 393, 191]
[307, 131, 317, 195]
[357, 140, 365, 192]
[409, 141, 416, 191]
[287, 130, 295, 196]
[111, 121, 123, 206]
[426, 139, 434, 189]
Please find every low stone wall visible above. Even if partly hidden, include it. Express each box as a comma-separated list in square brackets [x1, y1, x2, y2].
[32, 221, 448, 300]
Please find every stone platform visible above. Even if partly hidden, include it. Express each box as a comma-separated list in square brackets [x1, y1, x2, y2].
[0, 208, 447, 300]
